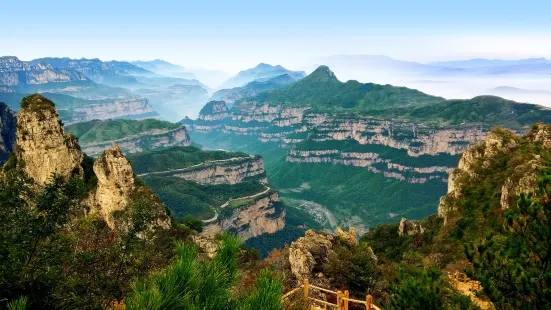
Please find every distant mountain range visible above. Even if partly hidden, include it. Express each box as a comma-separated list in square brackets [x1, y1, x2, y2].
[317, 55, 551, 78]
[131, 59, 196, 80]
[211, 73, 299, 104]
[429, 58, 551, 68]
[219, 63, 306, 89]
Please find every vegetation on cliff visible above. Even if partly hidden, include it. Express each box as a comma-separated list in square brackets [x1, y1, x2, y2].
[127, 146, 248, 174]
[65, 118, 181, 144]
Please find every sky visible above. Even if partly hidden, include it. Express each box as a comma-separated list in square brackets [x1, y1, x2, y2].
[1, 0, 551, 72]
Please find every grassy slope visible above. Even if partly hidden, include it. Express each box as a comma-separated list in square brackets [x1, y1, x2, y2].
[368, 95, 551, 129]
[250, 66, 444, 110]
[127, 146, 249, 174]
[141, 175, 265, 220]
[66, 118, 180, 144]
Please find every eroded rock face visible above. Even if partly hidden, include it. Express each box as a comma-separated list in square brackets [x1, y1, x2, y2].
[438, 125, 551, 223]
[398, 218, 424, 237]
[79, 125, 191, 156]
[0, 103, 16, 163]
[201, 192, 285, 240]
[336, 226, 357, 245]
[198, 101, 229, 121]
[0, 56, 88, 86]
[169, 156, 267, 185]
[288, 227, 377, 281]
[289, 230, 334, 281]
[15, 95, 83, 184]
[92, 145, 134, 227]
[192, 235, 218, 259]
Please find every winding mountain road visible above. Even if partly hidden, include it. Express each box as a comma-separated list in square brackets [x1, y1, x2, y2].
[137, 155, 253, 177]
[202, 185, 271, 223]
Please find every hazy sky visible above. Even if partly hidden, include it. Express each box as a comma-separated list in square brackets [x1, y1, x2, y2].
[2, 0, 550, 72]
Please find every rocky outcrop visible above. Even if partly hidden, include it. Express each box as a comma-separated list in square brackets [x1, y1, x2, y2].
[12, 94, 169, 230]
[201, 192, 285, 240]
[91, 145, 135, 227]
[398, 218, 424, 237]
[289, 230, 334, 281]
[198, 101, 229, 121]
[438, 124, 551, 223]
[288, 227, 375, 281]
[15, 94, 84, 184]
[79, 125, 191, 156]
[0, 103, 16, 163]
[162, 156, 267, 185]
[336, 226, 357, 245]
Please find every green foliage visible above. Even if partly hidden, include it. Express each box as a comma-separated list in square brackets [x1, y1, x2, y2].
[126, 234, 284, 310]
[141, 175, 265, 219]
[127, 146, 248, 174]
[65, 118, 181, 144]
[20, 94, 56, 112]
[181, 214, 203, 232]
[324, 238, 379, 296]
[467, 173, 551, 309]
[0, 169, 187, 309]
[7, 296, 28, 310]
[370, 95, 551, 129]
[238, 269, 285, 310]
[389, 268, 443, 310]
[252, 66, 443, 111]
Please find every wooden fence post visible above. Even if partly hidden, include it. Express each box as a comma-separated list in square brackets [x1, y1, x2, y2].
[366, 295, 372, 310]
[304, 279, 309, 299]
[337, 291, 343, 310]
[344, 290, 349, 310]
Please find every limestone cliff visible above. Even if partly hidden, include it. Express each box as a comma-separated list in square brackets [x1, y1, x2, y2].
[149, 155, 267, 185]
[15, 94, 84, 184]
[79, 124, 191, 156]
[438, 124, 551, 224]
[201, 192, 285, 241]
[198, 101, 229, 121]
[0, 102, 16, 163]
[91, 145, 135, 227]
[66, 97, 157, 124]
[0, 56, 88, 87]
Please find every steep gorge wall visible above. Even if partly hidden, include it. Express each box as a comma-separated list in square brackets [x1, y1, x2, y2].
[66, 97, 157, 124]
[150, 156, 267, 185]
[201, 192, 285, 240]
[80, 125, 191, 156]
[0, 103, 16, 162]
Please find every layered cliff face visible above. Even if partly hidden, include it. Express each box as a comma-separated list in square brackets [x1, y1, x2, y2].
[0, 56, 88, 87]
[66, 97, 157, 124]
[201, 192, 285, 240]
[198, 101, 229, 121]
[158, 156, 267, 185]
[15, 95, 84, 184]
[438, 124, 551, 224]
[76, 124, 191, 156]
[0, 103, 16, 163]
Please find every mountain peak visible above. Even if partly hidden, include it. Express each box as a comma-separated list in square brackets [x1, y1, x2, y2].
[305, 65, 339, 82]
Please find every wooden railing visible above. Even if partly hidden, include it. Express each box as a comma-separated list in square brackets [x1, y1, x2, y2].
[447, 271, 482, 292]
[282, 279, 381, 310]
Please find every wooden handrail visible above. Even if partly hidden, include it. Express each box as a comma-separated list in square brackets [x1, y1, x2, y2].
[282, 279, 381, 310]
